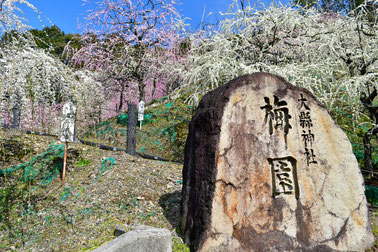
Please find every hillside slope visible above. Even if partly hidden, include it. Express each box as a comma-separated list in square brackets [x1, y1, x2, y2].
[0, 130, 188, 251]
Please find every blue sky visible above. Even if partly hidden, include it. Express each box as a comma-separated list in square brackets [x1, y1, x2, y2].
[21, 0, 289, 34]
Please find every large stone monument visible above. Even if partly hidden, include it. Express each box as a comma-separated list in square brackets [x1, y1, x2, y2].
[180, 73, 374, 251]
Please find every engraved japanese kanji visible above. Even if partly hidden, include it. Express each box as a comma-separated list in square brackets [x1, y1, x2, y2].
[268, 156, 299, 199]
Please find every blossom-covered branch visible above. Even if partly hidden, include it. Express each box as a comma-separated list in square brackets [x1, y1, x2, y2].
[173, 0, 376, 125]
[66, 0, 183, 111]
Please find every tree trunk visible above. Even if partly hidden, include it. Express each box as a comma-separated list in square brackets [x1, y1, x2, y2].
[98, 106, 102, 124]
[11, 105, 20, 129]
[41, 104, 45, 132]
[138, 79, 146, 102]
[119, 83, 125, 112]
[363, 125, 377, 176]
[360, 86, 377, 177]
[151, 78, 156, 100]
[11, 92, 22, 129]
[126, 102, 137, 156]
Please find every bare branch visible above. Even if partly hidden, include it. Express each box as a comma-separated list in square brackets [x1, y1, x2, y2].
[0, 0, 5, 11]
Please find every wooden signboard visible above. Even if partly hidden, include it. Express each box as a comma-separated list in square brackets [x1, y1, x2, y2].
[60, 101, 77, 185]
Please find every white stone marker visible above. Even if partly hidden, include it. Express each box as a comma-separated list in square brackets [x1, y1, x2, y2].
[138, 101, 145, 130]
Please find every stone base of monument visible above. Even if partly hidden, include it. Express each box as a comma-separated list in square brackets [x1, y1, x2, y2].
[181, 72, 374, 251]
[92, 224, 172, 252]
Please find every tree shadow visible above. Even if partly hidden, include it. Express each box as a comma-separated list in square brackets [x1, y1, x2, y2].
[158, 190, 181, 230]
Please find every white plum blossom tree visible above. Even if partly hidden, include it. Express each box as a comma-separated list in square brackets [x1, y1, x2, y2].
[174, 1, 376, 129]
[0, 0, 105, 131]
[0, 0, 39, 33]
[164, 0, 376, 173]
[0, 46, 105, 132]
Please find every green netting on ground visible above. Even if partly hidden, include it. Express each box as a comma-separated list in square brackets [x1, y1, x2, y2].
[0, 151, 117, 249]
[55, 158, 115, 202]
[82, 100, 193, 162]
[1, 152, 115, 205]
[84, 121, 127, 144]
[366, 186, 378, 206]
[132, 102, 194, 162]
[117, 113, 155, 126]
[117, 114, 128, 125]
[0, 143, 65, 185]
[0, 136, 115, 189]
[51, 157, 116, 225]
[95, 158, 115, 182]
[96, 126, 127, 141]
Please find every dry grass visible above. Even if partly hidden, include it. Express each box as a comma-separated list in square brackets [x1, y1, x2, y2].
[0, 131, 186, 251]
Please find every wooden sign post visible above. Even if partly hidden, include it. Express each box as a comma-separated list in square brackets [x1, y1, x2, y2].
[138, 101, 145, 130]
[63, 142, 68, 185]
[60, 101, 77, 185]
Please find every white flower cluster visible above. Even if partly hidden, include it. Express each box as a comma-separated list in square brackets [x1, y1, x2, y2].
[173, 1, 377, 127]
[0, 45, 105, 128]
[0, 0, 38, 33]
[0, 0, 105, 130]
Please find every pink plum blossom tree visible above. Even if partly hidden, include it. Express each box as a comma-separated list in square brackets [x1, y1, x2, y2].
[66, 0, 182, 111]
[65, 0, 184, 155]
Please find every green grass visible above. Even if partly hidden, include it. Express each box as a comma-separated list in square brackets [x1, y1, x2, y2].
[84, 94, 194, 162]
[75, 158, 91, 167]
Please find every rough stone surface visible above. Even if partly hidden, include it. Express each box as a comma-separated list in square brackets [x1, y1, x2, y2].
[92, 225, 172, 252]
[180, 72, 374, 252]
[114, 223, 130, 237]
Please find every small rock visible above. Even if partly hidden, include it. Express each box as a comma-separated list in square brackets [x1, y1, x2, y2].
[97, 225, 172, 252]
